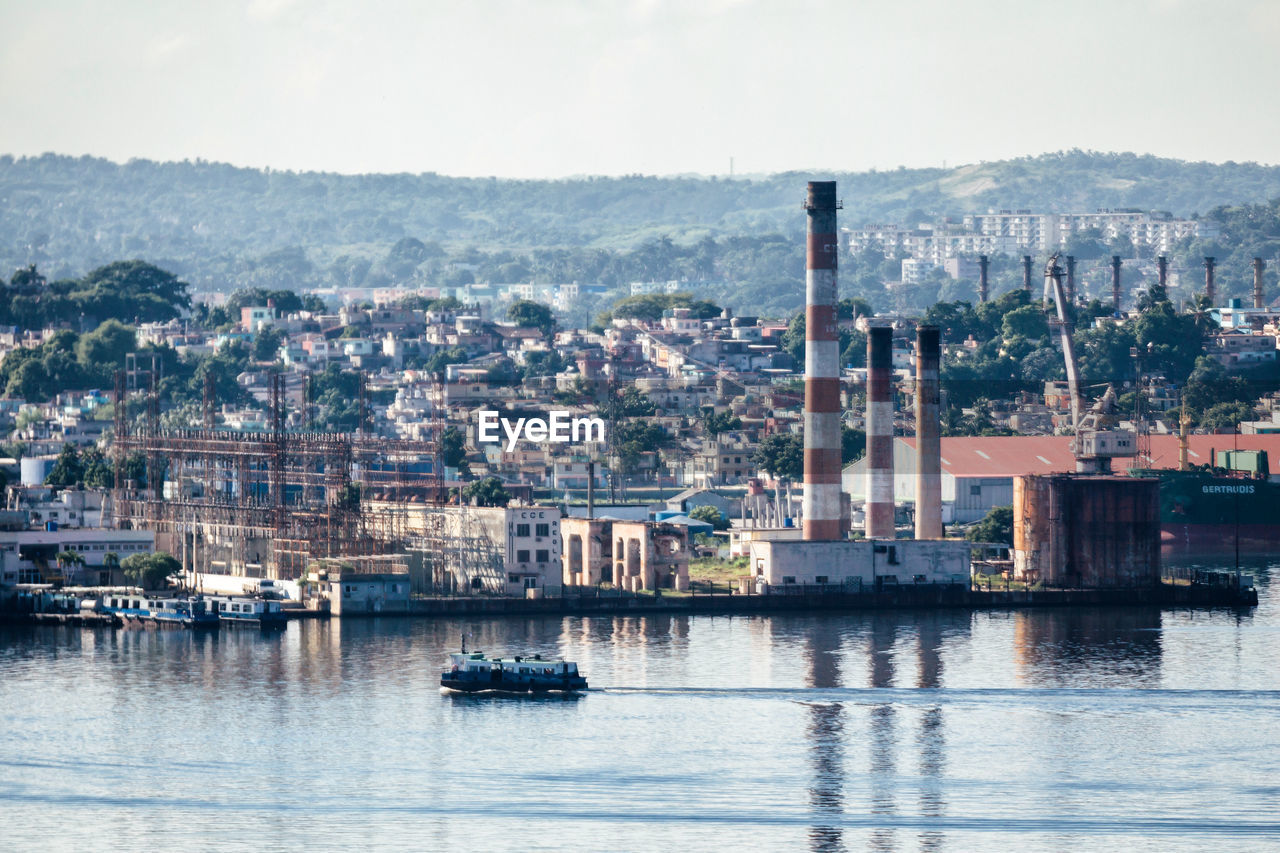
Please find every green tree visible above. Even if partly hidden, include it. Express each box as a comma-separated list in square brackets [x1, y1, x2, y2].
[122, 552, 182, 590]
[75, 319, 136, 371]
[44, 444, 85, 487]
[520, 349, 563, 380]
[753, 432, 804, 481]
[252, 326, 286, 361]
[701, 407, 742, 436]
[1200, 401, 1256, 432]
[967, 505, 1013, 544]
[841, 424, 866, 463]
[56, 549, 86, 580]
[688, 504, 728, 530]
[81, 446, 114, 488]
[441, 426, 471, 478]
[78, 260, 191, 323]
[463, 476, 512, 507]
[506, 299, 555, 337]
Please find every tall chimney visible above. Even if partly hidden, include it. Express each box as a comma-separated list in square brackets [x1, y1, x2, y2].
[802, 181, 842, 541]
[1157, 255, 1168, 292]
[1111, 255, 1122, 314]
[1022, 255, 1033, 292]
[1254, 257, 1266, 310]
[977, 254, 989, 303]
[914, 325, 942, 540]
[865, 325, 894, 539]
[1204, 257, 1216, 305]
[1065, 255, 1076, 304]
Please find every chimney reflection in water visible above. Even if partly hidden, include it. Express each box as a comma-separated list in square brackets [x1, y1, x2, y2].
[805, 623, 845, 852]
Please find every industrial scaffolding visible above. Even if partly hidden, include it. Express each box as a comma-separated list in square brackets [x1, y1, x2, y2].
[109, 372, 446, 582]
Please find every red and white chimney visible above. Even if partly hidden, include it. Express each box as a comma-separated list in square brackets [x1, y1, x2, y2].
[802, 181, 842, 541]
[865, 324, 894, 539]
[914, 325, 942, 539]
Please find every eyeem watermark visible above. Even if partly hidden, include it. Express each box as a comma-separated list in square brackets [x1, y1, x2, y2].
[478, 410, 605, 451]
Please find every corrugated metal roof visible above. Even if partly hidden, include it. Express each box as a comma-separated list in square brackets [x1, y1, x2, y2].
[894, 434, 1280, 477]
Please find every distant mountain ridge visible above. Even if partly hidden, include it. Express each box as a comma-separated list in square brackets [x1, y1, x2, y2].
[3, 150, 1279, 288]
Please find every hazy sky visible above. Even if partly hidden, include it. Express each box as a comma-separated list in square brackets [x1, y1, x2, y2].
[2, 0, 1277, 178]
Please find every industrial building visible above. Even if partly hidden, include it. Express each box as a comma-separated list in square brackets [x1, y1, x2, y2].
[1013, 474, 1161, 588]
[843, 434, 1280, 524]
[0, 527, 156, 586]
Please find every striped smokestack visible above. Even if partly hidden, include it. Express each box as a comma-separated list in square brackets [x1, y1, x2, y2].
[1023, 255, 1033, 292]
[1254, 258, 1266, 310]
[1204, 257, 1216, 305]
[914, 325, 942, 540]
[1111, 255, 1122, 314]
[1065, 256, 1076, 304]
[802, 181, 843, 541]
[977, 254, 989, 303]
[865, 325, 895, 539]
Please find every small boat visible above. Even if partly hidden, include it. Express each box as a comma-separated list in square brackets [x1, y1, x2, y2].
[207, 595, 288, 628]
[441, 640, 587, 693]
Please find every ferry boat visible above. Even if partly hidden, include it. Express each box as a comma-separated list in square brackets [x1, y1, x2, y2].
[207, 596, 288, 628]
[441, 644, 587, 693]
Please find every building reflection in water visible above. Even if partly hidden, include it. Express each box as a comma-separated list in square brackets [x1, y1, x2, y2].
[866, 613, 898, 853]
[804, 619, 846, 853]
[1013, 607, 1163, 688]
[914, 612, 947, 853]
[796, 610, 969, 853]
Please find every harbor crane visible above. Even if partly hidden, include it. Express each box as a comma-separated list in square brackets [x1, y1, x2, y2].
[1043, 253, 1137, 474]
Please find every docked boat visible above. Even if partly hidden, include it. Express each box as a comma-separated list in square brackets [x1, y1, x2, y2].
[149, 597, 219, 629]
[441, 645, 587, 693]
[99, 594, 218, 628]
[207, 596, 288, 628]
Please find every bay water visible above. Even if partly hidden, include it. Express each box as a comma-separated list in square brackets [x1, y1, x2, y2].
[2, 558, 1277, 852]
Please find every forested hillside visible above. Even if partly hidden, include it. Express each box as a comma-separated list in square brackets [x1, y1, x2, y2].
[4, 150, 1280, 318]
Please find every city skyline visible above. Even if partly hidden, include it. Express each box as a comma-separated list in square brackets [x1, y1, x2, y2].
[2, 0, 1279, 178]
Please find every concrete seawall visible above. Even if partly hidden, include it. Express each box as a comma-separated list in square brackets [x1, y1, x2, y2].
[400, 583, 1253, 618]
[2, 584, 1253, 626]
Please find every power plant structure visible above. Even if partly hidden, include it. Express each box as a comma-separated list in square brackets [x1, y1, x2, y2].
[106, 371, 504, 594]
[1255, 257, 1266, 309]
[749, 181, 969, 589]
[801, 181, 843, 542]
[978, 255, 989, 303]
[1013, 474, 1160, 587]
[1022, 255, 1033, 292]
[914, 325, 942, 540]
[865, 324, 895, 539]
[1204, 256, 1217, 305]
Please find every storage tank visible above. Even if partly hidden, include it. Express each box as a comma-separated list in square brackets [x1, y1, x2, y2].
[21, 455, 57, 486]
[1013, 474, 1160, 587]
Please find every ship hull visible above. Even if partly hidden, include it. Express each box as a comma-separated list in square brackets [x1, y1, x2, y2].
[440, 676, 588, 693]
[1161, 523, 1280, 555]
[1145, 469, 1280, 555]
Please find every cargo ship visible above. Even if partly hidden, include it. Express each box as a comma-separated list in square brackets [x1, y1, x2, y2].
[1132, 448, 1280, 554]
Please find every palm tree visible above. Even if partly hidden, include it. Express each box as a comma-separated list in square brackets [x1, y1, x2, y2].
[103, 551, 120, 584]
[56, 549, 86, 584]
